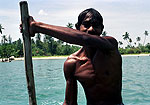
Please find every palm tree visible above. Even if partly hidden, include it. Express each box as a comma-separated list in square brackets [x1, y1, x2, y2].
[134, 42, 136, 47]
[1, 35, 7, 44]
[143, 30, 148, 46]
[129, 38, 132, 47]
[44, 34, 54, 43]
[122, 32, 130, 46]
[8, 35, 12, 44]
[36, 33, 41, 41]
[57, 40, 64, 44]
[66, 22, 73, 29]
[65, 22, 73, 45]
[35, 33, 43, 49]
[102, 31, 107, 36]
[136, 36, 141, 46]
[43, 34, 54, 54]
[0, 24, 4, 34]
[118, 41, 123, 48]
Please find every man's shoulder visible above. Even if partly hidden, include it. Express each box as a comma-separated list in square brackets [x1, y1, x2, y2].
[103, 36, 118, 48]
[103, 36, 117, 42]
[65, 49, 82, 63]
[64, 54, 78, 70]
[65, 54, 79, 63]
[64, 54, 79, 79]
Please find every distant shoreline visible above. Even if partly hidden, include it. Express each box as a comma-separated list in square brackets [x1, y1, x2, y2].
[0, 56, 68, 62]
[121, 53, 150, 57]
[0, 54, 150, 62]
[9, 54, 150, 60]
[14, 56, 68, 61]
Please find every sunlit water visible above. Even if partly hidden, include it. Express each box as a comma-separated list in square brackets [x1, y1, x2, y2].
[0, 56, 150, 105]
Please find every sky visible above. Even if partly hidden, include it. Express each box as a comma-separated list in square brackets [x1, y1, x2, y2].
[0, 0, 150, 47]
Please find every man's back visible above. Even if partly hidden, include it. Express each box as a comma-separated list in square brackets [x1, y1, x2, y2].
[64, 45, 122, 105]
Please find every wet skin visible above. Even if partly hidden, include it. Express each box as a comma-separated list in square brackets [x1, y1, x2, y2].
[27, 13, 123, 105]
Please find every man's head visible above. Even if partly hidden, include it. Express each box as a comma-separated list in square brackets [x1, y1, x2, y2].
[75, 8, 104, 35]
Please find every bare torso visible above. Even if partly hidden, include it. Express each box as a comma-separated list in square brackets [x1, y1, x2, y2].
[64, 47, 122, 105]
[25, 16, 123, 105]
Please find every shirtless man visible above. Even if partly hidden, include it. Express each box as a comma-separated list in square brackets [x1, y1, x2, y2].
[25, 8, 123, 105]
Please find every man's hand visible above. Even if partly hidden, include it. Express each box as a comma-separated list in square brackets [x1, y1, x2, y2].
[19, 16, 36, 37]
[29, 16, 36, 37]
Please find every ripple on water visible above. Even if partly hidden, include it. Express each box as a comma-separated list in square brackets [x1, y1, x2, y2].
[0, 57, 150, 105]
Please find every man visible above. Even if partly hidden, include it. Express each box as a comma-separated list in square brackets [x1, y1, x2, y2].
[24, 8, 123, 105]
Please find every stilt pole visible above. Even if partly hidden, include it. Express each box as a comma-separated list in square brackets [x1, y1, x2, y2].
[19, 1, 37, 105]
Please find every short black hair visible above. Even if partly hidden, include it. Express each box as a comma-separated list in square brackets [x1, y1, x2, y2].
[75, 8, 104, 30]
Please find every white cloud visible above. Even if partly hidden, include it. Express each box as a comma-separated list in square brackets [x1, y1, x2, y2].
[0, 9, 21, 41]
[38, 9, 48, 16]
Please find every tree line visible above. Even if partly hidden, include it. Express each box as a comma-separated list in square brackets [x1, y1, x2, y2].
[118, 31, 150, 54]
[99, 30, 150, 54]
[0, 23, 150, 59]
[0, 23, 80, 59]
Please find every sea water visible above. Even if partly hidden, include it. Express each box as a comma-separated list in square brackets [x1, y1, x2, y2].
[0, 56, 150, 105]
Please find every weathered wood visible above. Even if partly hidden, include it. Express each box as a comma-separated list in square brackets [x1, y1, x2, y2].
[19, 1, 37, 105]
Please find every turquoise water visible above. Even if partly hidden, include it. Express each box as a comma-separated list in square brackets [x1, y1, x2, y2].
[0, 56, 150, 105]
[122, 56, 150, 105]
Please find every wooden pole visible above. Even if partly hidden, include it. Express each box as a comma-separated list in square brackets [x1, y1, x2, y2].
[19, 1, 37, 105]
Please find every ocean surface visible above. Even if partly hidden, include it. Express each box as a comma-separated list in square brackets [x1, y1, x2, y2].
[0, 56, 150, 105]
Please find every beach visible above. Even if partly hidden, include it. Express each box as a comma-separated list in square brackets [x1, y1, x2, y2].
[14, 54, 150, 60]
[121, 53, 150, 57]
[0, 56, 68, 62]
[14, 56, 68, 61]
[0, 54, 149, 62]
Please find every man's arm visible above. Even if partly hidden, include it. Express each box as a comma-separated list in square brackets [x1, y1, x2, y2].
[29, 17, 117, 51]
[63, 58, 78, 105]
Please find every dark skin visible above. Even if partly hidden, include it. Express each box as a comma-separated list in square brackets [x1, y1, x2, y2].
[23, 12, 123, 105]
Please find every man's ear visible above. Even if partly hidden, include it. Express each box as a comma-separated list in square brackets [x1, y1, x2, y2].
[75, 23, 80, 30]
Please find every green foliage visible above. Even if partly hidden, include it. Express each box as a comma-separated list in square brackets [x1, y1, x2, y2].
[120, 31, 150, 55]
[0, 33, 149, 58]
[143, 30, 149, 46]
[119, 45, 150, 55]
[32, 47, 44, 56]
[0, 25, 149, 58]
[66, 23, 74, 29]
[145, 43, 150, 51]
[102, 31, 107, 36]
[0, 34, 81, 58]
